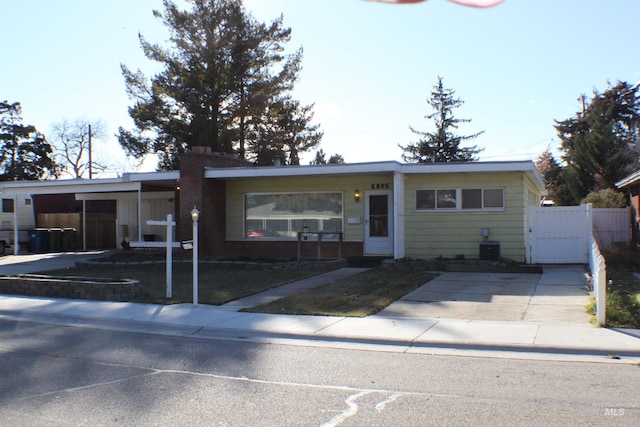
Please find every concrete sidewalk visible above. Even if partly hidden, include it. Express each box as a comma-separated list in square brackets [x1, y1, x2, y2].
[0, 293, 639, 363]
[1, 253, 639, 362]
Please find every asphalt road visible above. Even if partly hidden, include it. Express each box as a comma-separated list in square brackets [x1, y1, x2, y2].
[0, 319, 638, 426]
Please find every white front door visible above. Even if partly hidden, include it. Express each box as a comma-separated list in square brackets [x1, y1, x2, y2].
[364, 190, 393, 255]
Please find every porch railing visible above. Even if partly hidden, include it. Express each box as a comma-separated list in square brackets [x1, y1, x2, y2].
[297, 231, 343, 261]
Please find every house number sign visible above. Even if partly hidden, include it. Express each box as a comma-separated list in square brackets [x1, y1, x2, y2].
[370, 183, 390, 189]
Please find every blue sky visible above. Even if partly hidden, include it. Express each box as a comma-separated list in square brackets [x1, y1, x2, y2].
[3, 0, 639, 175]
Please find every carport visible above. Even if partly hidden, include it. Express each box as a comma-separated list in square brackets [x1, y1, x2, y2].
[0, 171, 180, 252]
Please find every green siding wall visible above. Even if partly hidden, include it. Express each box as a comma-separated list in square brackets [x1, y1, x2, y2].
[223, 169, 543, 262]
[224, 173, 394, 241]
[403, 172, 539, 262]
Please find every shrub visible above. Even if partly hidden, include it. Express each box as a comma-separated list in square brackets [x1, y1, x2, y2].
[581, 188, 627, 208]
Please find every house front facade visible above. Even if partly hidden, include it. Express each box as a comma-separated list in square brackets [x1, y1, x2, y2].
[213, 159, 544, 262]
[0, 150, 545, 262]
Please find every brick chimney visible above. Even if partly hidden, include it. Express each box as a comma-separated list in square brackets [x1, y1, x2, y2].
[178, 148, 251, 256]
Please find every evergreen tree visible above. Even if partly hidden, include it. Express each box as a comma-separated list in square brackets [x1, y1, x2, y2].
[247, 96, 322, 166]
[0, 101, 58, 181]
[400, 76, 483, 163]
[310, 149, 327, 165]
[118, 0, 319, 169]
[555, 81, 640, 205]
[535, 147, 561, 180]
[535, 147, 562, 201]
[309, 149, 344, 165]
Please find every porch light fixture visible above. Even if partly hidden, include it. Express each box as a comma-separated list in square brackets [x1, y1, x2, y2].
[191, 206, 200, 305]
[354, 190, 361, 203]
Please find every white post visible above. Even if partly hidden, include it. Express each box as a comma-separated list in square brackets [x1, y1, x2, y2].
[82, 200, 87, 251]
[146, 216, 176, 299]
[13, 194, 19, 255]
[191, 207, 200, 306]
[166, 214, 173, 299]
[596, 254, 606, 326]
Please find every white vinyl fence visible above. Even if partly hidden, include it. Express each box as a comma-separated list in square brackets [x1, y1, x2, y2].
[527, 205, 631, 264]
[588, 235, 607, 326]
[592, 207, 631, 249]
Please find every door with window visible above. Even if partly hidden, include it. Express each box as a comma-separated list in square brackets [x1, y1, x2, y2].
[364, 190, 393, 255]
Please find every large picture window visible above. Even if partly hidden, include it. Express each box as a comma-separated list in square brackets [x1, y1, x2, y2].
[245, 192, 343, 239]
[416, 188, 504, 211]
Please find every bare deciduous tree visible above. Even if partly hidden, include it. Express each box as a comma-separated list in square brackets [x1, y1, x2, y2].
[50, 118, 109, 178]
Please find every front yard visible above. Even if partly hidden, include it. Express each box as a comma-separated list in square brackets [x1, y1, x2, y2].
[37, 263, 435, 316]
[591, 246, 640, 328]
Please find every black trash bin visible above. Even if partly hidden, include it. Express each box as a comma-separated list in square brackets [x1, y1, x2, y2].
[61, 228, 77, 251]
[29, 228, 50, 253]
[48, 228, 63, 252]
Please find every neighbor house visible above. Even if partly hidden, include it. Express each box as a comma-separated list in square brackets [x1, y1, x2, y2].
[616, 170, 640, 244]
[0, 149, 545, 262]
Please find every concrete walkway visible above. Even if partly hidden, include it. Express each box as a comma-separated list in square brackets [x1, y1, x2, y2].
[1, 253, 639, 362]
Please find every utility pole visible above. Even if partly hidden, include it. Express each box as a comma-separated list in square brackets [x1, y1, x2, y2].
[88, 124, 93, 179]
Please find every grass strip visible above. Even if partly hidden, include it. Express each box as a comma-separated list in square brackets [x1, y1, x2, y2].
[245, 269, 437, 317]
[587, 247, 640, 328]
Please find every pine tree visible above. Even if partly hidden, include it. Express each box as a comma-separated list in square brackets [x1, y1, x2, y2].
[554, 81, 640, 205]
[0, 101, 58, 181]
[118, 0, 319, 169]
[248, 96, 322, 165]
[400, 76, 483, 163]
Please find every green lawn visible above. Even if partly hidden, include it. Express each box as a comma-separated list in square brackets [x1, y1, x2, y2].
[589, 247, 640, 328]
[245, 269, 438, 317]
[39, 265, 330, 305]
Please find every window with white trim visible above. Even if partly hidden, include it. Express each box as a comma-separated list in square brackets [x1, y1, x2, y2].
[245, 192, 343, 239]
[415, 188, 504, 211]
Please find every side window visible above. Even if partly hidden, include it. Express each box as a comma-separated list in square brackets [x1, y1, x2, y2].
[436, 189, 457, 209]
[483, 189, 504, 208]
[415, 190, 435, 210]
[417, 188, 504, 211]
[416, 189, 457, 210]
[2, 198, 14, 213]
[461, 189, 482, 209]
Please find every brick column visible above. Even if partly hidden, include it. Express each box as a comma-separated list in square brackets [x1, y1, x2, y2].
[178, 148, 251, 256]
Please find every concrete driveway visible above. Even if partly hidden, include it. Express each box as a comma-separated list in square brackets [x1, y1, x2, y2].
[0, 251, 111, 275]
[377, 265, 591, 323]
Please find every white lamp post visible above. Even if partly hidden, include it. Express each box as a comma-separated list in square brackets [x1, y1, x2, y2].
[191, 206, 200, 306]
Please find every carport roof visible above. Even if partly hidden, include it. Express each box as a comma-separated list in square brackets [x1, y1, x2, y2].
[0, 171, 179, 195]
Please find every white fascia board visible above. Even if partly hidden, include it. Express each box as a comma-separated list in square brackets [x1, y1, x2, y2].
[204, 159, 545, 191]
[122, 171, 180, 182]
[615, 170, 640, 188]
[0, 179, 141, 195]
[204, 161, 402, 179]
[76, 191, 174, 201]
[400, 161, 546, 191]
